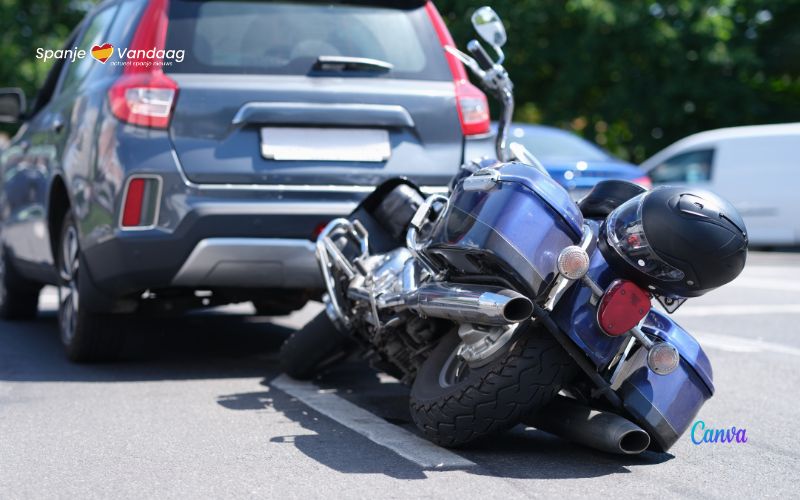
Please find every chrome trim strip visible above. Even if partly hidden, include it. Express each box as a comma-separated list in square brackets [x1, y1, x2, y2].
[170, 149, 447, 195]
[189, 201, 357, 216]
[232, 102, 412, 128]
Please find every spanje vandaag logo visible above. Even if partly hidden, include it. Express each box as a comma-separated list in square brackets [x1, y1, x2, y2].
[690, 420, 748, 445]
[90, 43, 113, 63]
[36, 43, 184, 66]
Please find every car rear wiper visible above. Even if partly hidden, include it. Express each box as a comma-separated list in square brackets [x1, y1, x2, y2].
[313, 56, 393, 73]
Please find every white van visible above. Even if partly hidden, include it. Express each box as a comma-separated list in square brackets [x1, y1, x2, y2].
[640, 123, 800, 246]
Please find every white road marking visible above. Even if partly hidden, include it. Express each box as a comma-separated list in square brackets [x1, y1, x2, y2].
[730, 278, 800, 292]
[270, 374, 476, 469]
[693, 331, 800, 357]
[741, 265, 800, 274]
[677, 304, 800, 317]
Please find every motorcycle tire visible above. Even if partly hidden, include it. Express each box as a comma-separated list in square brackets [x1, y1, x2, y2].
[409, 321, 576, 447]
[280, 311, 353, 380]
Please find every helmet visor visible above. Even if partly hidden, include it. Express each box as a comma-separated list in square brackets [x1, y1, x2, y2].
[606, 192, 685, 282]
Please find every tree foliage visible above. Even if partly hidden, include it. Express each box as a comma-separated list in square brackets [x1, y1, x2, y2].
[0, 0, 88, 137]
[0, 1, 87, 97]
[437, 0, 800, 162]
[1, 1, 799, 161]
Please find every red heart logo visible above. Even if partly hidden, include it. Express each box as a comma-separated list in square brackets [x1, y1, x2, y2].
[91, 43, 113, 63]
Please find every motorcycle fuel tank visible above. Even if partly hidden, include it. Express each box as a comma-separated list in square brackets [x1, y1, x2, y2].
[425, 162, 584, 298]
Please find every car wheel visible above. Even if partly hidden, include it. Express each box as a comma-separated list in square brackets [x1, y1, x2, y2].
[0, 245, 42, 320]
[409, 321, 576, 447]
[57, 212, 123, 362]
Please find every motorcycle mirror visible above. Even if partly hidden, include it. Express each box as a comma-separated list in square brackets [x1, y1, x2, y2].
[471, 7, 507, 48]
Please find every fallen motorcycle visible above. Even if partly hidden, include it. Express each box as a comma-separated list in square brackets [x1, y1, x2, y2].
[281, 7, 748, 454]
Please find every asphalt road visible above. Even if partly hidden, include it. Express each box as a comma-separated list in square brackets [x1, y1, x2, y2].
[1, 251, 797, 499]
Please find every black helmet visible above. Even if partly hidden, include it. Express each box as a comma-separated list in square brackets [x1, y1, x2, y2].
[598, 186, 748, 298]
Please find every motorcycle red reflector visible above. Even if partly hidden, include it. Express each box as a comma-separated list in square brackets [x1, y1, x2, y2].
[597, 280, 651, 336]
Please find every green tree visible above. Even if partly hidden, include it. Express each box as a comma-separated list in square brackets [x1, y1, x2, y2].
[0, 0, 89, 136]
[1, 1, 798, 162]
[437, 0, 800, 162]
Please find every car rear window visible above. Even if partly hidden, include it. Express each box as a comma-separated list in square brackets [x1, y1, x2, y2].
[165, 0, 451, 81]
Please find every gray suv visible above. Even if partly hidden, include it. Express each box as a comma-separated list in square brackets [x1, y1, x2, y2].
[0, 0, 489, 361]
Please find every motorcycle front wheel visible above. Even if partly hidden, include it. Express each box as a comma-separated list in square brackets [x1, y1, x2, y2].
[280, 311, 354, 380]
[409, 321, 576, 447]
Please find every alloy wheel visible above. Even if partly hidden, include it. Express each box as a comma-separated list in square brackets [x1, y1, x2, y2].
[437, 348, 471, 388]
[58, 225, 80, 345]
[0, 247, 7, 308]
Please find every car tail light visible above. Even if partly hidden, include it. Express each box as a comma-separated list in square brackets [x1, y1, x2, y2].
[108, 0, 177, 129]
[454, 81, 490, 136]
[109, 73, 177, 128]
[312, 222, 329, 240]
[597, 279, 651, 336]
[424, 1, 490, 136]
[121, 176, 161, 228]
[632, 175, 652, 190]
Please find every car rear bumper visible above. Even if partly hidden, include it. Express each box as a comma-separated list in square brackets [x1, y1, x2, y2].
[81, 198, 356, 296]
[171, 238, 320, 288]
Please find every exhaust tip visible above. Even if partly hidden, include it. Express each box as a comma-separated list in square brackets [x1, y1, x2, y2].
[619, 430, 651, 454]
[503, 297, 534, 323]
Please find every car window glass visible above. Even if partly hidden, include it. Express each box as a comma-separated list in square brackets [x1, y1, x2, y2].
[649, 149, 714, 184]
[104, 1, 145, 48]
[59, 5, 119, 94]
[165, 1, 450, 81]
[28, 30, 80, 116]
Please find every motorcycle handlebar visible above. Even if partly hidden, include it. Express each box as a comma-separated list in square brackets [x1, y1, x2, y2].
[467, 40, 494, 71]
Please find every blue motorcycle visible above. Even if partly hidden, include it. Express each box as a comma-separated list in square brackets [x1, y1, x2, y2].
[281, 7, 748, 454]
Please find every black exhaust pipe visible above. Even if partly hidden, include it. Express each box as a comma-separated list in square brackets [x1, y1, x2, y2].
[529, 396, 651, 455]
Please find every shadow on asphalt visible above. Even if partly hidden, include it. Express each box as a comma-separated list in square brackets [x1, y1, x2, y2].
[217, 361, 673, 481]
[0, 310, 292, 382]
[2, 307, 675, 479]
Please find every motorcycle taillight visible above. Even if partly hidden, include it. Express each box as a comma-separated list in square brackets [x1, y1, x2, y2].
[597, 279, 651, 336]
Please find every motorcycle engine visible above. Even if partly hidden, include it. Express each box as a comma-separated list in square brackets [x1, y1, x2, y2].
[338, 247, 448, 383]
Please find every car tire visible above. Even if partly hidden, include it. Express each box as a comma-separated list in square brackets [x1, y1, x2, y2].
[57, 212, 124, 363]
[0, 246, 42, 320]
[409, 322, 576, 447]
[280, 311, 353, 379]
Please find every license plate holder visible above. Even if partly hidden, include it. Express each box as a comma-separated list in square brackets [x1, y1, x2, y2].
[260, 127, 391, 162]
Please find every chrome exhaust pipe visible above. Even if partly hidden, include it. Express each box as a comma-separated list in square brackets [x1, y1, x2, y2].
[406, 282, 533, 326]
[530, 396, 651, 455]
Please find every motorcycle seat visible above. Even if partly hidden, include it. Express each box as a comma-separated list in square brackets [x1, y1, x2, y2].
[578, 180, 647, 219]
